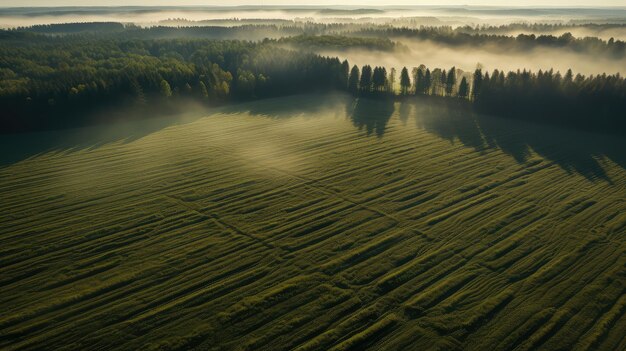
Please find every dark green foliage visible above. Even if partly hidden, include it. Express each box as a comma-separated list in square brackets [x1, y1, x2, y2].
[25, 22, 126, 34]
[415, 66, 425, 95]
[424, 69, 432, 95]
[348, 65, 360, 94]
[360, 65, 373, 94]
[400, 67, 411, 95]
[0, 34, 349, 132]
[278, 34, 398, 51]
[472, 68, 483, 101]
[458, 77, 469, 99]
[340, 60, 350, 89]
[1, 25, 624, 135]
[354, 26, 626, 58]
[7, 21, 626, 58]
[440, 70, 447, 97]
[159, 80, 172, 98]
[446, 67, 456, 97]
[402, 63, 625, 134]
[471, 68, 626, 133]
[372, 67, 388, 93]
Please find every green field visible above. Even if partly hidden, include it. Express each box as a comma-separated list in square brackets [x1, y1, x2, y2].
[1, 94, 625, 350]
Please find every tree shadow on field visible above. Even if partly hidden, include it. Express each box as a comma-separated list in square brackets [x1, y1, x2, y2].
[0, 102, 210, 168]
[0, 93, 354, 169]
[412, 99, 487, 153]
[2, 93, 624, 184]
[346, 96, 395, 138]
[221, 93, 353, 120]
[402, 97, 626, 182]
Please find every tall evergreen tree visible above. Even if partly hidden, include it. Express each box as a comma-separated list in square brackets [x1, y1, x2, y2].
[389, 67, 396, 94]
[490, 69, 500, 87]
[400, 67, 411, 95]
[340, 59, 350, 89]
[348, 65, 360, 94]
[446, 67, 456, 96]
[372, 66, 387, 93]
[412, 67, 419, 94]
[416, 68, 424, 95]
[440, 69, 447, 96]
[472, 68, 483, 100]
[458, 77, 469, 99]
[360, 65, 373, 94]
[424, 69, 432, 95]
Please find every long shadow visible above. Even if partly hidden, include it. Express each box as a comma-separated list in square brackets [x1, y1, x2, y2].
[412, 98, 487, 153]
[2, 93, 624, 184]
[220, 93, 353, 120]
[347, 96, 395, 138]
[0, 93, 353, 169]
[402, 97, 626, 182]
[0, 102, 211, 168]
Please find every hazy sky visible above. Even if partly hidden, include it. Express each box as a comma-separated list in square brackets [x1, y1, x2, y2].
[1, 1, 625, 7]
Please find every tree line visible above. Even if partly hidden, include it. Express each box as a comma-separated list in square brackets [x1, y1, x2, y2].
[456, 23, 626, 36]
[0, 31, 624, 134]
[346, 63, 625, 133]
[0, 34, 349, 131]
[8, 22, 626, 59]
[354, 27, 626, 57]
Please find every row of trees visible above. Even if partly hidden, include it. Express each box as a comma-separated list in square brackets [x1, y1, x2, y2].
[347, 64, 467, 98]
[347, 65, 397, 94]
[1, 31, 624, 134]
[471, 67, 626, 132]
[343, 62, 625, 133]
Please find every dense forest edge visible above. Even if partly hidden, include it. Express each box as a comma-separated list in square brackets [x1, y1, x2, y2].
[0, 25, 625, 134]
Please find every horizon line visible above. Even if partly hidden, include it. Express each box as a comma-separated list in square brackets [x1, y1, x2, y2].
[2, 5, 626, 9]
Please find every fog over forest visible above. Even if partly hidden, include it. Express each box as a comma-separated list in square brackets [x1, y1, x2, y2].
[3, 5, 625, 78]
[2, 5, 626, 28]
[3, 6, 625, 76]
[324, 39, 626, 76]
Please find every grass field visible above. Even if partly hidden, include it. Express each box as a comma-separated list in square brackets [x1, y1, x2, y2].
[1, 94, 625, 350]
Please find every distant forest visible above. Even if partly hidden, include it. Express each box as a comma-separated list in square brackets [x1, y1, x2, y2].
[354, 27, 626, 57]
[10, 22, 626, 57]
[456, 23, 626, 35]
[0, 25, 624, 134]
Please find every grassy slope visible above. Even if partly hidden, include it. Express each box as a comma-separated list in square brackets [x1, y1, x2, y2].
[0, 94, 625, 351]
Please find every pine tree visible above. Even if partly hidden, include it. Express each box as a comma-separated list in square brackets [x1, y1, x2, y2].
[446, 67, 456, 96]
[340, 60, 350, 89]
[360, 65, 372, 94]
[440, 69, 447, 96]
[389, 68, 396, 94]
[348, 65, 360, 94]
[400, 67, 411, 95]
[416, 68, 424, 95]
[458, 77, 469, 99]
[472, 68, 483, 101]
[372, 66, 387, 93]
[424, 69, 432, 95]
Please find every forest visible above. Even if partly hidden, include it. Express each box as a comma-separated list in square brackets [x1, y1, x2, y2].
[1, 26, 624, 134]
